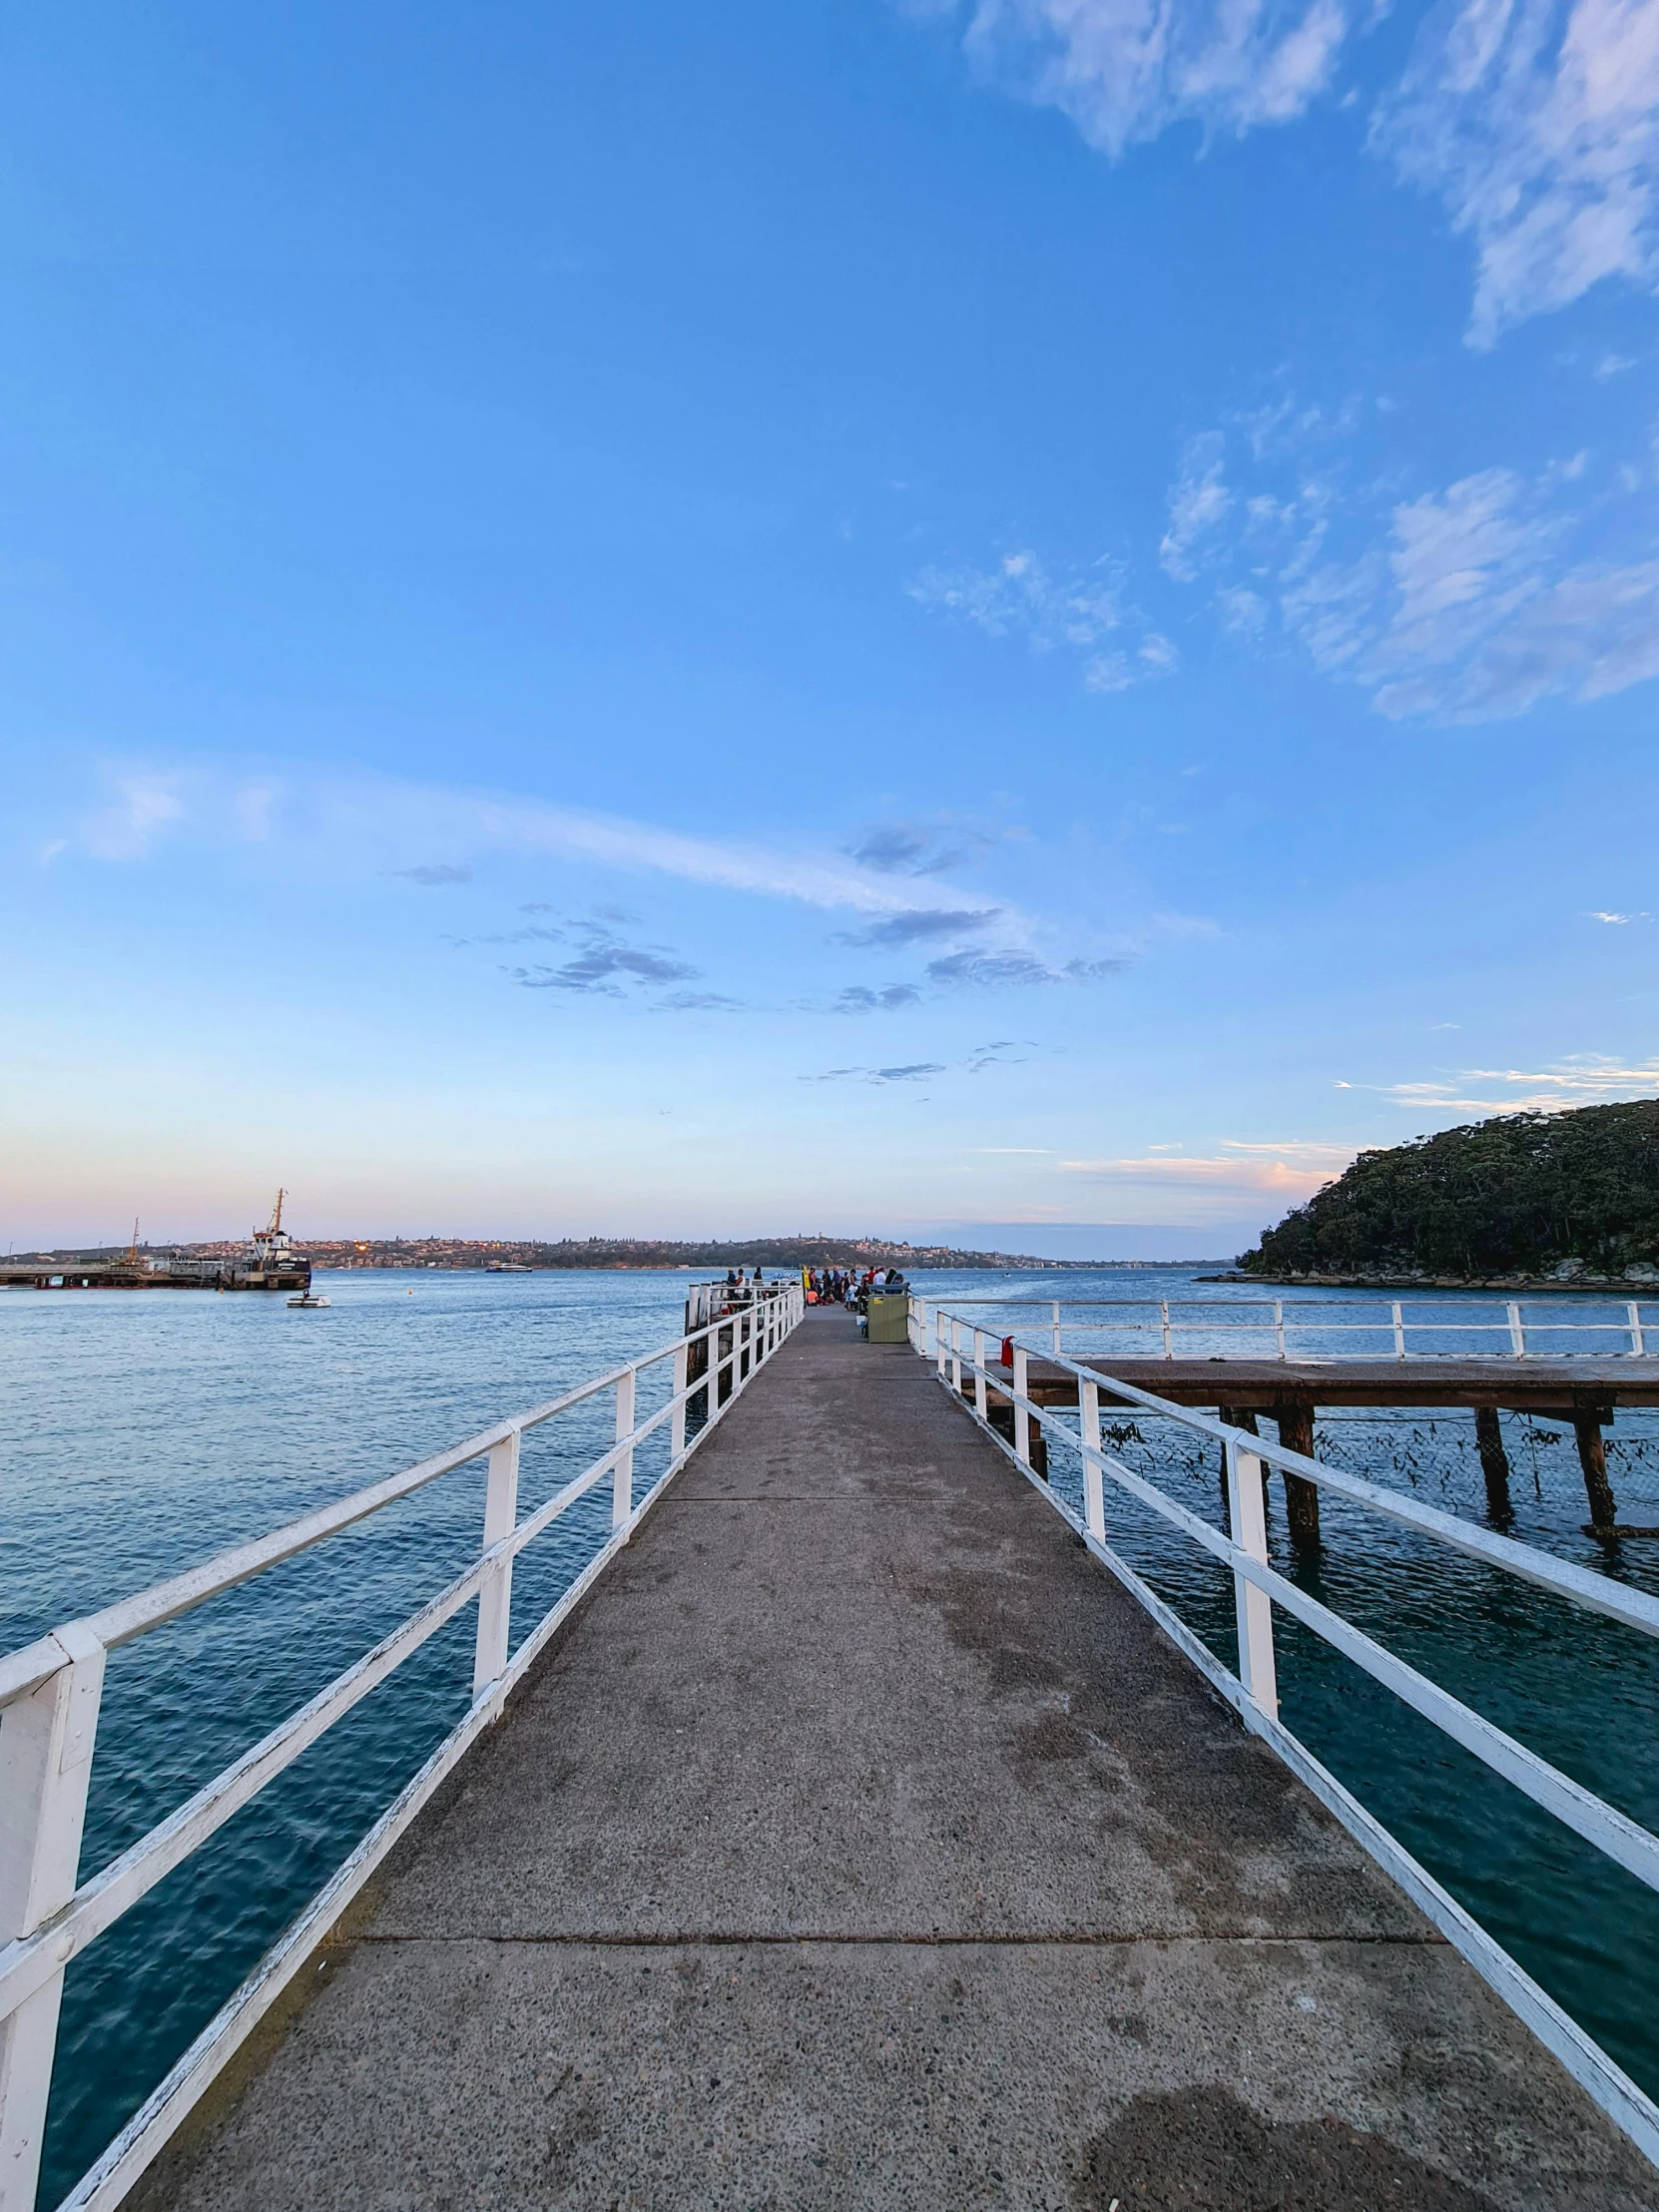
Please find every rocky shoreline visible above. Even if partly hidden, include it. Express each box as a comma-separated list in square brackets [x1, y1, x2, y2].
[1201, 1270, 1659, 1292]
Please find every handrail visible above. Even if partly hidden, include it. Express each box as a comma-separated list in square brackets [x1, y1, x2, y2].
[918, 1294, 1659, 1307]
[0, 1283, 804, 2212]
[913, 1300, 1659, 1637]
[910, 1294, 1656, 1361]
[913, 1295, 1659, 2168]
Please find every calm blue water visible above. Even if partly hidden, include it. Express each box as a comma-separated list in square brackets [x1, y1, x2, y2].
[4, 1265, 1658, 2204]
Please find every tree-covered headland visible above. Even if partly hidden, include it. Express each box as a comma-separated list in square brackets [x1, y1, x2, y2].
[1240, 1101, 1659, 1283]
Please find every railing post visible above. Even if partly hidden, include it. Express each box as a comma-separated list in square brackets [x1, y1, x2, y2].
[950, 1318, 962, 1393]
[1161, 1301, 1172, 1360]
[1051, 1301, 1061, 1357]
[671, 1343, 689, 1462]
[1274, 1301, 1286, 1361]
[1012, 1346, 1031, 1464]
[935, 1307, 948, 1380]
[613, 1368, 635, 1531]
[1392, 1302, 1405, 1360]
[1225, 1441, 1278, 1721]
[0, 1621, 107, 2212]
[1508, 1302, 1526, 1359]
[1632, 1302, 1647, 1358]
[973, 1330, 987, 1419]
[472, 1429, 521, 1695]
[1079, 1378, 1104, 1541]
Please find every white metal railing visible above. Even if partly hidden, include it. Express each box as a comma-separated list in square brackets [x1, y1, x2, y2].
[920, 1295, 1657, 1360]
[0, 1282, 803, 2212]
[683, 1278, 789, 1331]
[910, 1295, 1659, 2168]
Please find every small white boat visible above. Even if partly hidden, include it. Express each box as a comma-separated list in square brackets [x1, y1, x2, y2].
[287, 1292, 331, 1309]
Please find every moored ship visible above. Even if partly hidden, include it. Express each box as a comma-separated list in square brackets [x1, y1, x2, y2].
[223, 1190, 312, 1292]
[0, 1191, 312, 1292]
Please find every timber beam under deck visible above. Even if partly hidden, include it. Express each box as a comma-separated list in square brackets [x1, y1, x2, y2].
[1007, 1355, 1659, 1420]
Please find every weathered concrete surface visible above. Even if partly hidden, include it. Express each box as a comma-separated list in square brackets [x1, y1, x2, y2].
[130, 1310, 1657, 2211]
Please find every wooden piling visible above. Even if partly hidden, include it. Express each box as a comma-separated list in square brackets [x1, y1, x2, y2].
[981, 1397, 1046, 1476]
[1574, 1412, 1618, 1533]
[1474, 1406, 1514, 1526]
[1274, 1397, 1321, 1548]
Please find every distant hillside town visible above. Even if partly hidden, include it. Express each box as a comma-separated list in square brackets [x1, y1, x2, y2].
[8, 1233, 1155, 1273]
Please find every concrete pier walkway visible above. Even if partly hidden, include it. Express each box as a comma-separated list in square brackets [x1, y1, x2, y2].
[133, 1310, 1655, 2210]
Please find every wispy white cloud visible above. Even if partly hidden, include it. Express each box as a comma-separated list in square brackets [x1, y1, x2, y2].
[952, 0, 1350, 158]
[653, 989, 746, 1013]
[830, 983, 927, 1012]
[468, 791, 954, 915]
[908, 546, 1175, 690]
[393, 863, 473, 886]
[1379, 0, 1659, 345]
[1584, 907, 1650, 920]
[504, 921, 701, 997]
[81, 777, 187, 861]
[847, 822, 995, 875]
[1217, 584, 1269, 635]
[967, 1037, 1039, 1070]
[1161, 433, 1231, 580]
[1059, 1137, 1354, 1196]
[925, 947, 1130, 987]
[807, 1062, 948, 1084]
[1374, 1053, 1659, 1110]
[1290, 469, 1659, 719]
[835, 906, 1003, 947]
[807, 1038, 1040, 1083]
[66, 763, 995, 920]
[1164, 413, 1659, 719]
[920, 0, 1659, 340]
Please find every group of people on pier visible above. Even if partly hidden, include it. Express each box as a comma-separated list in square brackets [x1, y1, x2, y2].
[803, 1264, 906, 1310]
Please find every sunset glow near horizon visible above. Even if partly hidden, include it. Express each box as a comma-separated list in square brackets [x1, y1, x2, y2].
[4, 1, 1658, 1258]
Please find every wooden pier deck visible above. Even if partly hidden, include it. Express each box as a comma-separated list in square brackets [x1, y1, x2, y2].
[987, 1354, 1659, 1534]
[130, 1309, 1656, 2211]
[1017, 1354, 1659, 1417]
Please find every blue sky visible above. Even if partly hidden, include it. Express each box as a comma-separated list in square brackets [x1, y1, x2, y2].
[3, 0, 1657, 1255]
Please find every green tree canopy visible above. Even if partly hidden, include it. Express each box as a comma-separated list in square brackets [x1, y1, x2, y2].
[1240, 1101, 1659, 1279]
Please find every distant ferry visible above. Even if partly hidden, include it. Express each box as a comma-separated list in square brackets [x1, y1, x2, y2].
[486, 1261, 533, 1273]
